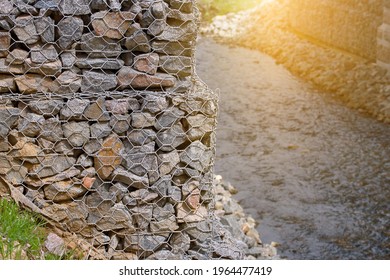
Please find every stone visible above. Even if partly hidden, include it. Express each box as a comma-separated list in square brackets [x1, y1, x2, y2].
[75, 56, 124, 70]
[84, 98, 110, 121]
[91, 122, 111, 139]
[150, 214, 178, 233]
[155, 22, 196, 42]
[131, 112, 155, 128]
[14, 0, 38, 14]
[177, 203, 208, 223]
[44, 233, 65, 256]
[117, 67, 176, 90]
[28, 99, 63, 116]
[30, 44, 58, 64]
[6, 49, 29, 65]
[24, 167, 80, 187]
[9, 141, 41, 165]
[91, 11, 135, 39]
[0, 32, 10, 58]
[52, 71, 82, 94]
[0, 59, 25, 74]
[158, 150, 180, 176]
[152, 40, 193, 56]
[80, 33, 122, 58]
[159, 56, 192, 77]
[180, 141, 213, 173]
[76, 154, 93, 168]
[185, 114, 215, 141]
[122, 145, 159, 182]
[127, 129, 156, 146]
[29, 155, 76, 178]
[94, 134, 123, 180]
[109, 114, 131, 134]
[80, 167, 96, 178]
[122, 52, 134, 66]
[82, 176, 96, 190]
[96, 203, 135, 231]
[62, 121, 90, 147]
[0, 0, 13, 14]
[141, 9, 166, 36]
[44, 180, 87, 202]
[124, 30, 151, 53]
[90, 0, 108, 10]
[185, 221, 212, 243]
[167, 8, 195, 22]
[14, 74, 53, 94]
[151, 0, 168, 19]
[167, 0, 193, 13]
[0, 154, 12, 174]
[105, 98, 140, 114]
[155, 107, 185, 130]
[18, 113, 45, 137]
[25, 58, 62, 76]
[60, 49, 76, 68]
[122, 188, 158, 207]
[57, 16, 84, 49]
[173, 97, 217, 116]
[81, 70, 117, 92]
[14, 15, 39, 45]
[133, 53, 159, 75]
[0, 20, 11, 31]
[142, 95, 169, 114]
[109, 182, 128, 202]
[54, 0, 90, 15]
[108, 0, 121, 11]
[0, 75, 16, 93]
[185, 188, 201, 210]
[156, 122, 186, 152]
[60, 98, 89, 120]
[85, 189, 115, 212]
[124, 234, 166, 253]
[34, 0, 58, 10]
[111, 166, 149, 189]
[40, 117, 64, 142]
[83, 140, 101, 155]
[171, 232, 191, 253]
[150, 176, 181, 203]
[34, 16, 55, 43]
[54, 140, 73, 155]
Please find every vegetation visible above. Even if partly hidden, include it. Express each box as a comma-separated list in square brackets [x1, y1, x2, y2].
[197, 0, 261, 21]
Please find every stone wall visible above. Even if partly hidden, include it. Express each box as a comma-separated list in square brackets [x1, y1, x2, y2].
[0, 0, 236, 260]
[287, 0, 383, 60]
[378, 0, 390, 72]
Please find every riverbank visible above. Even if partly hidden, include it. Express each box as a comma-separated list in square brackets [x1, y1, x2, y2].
[201, 0, 390, 123]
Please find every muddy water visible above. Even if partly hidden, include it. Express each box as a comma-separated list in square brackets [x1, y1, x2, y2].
[196, 37, 390, 259]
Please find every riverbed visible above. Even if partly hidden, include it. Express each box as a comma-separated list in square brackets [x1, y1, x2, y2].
[196, 37, 390, 259]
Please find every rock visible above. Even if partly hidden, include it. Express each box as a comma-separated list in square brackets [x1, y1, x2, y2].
[131, 112, 155, 128]
[141, 9, 166, 36]
[167, 0, 193, 13]
[91, 122, 111, 138]
[44, 180, 87, 202]
[150, 176, 181, 203]
[29, 155, 76, 178]
[167, 8, 195, 22]
[91, 11, 135, 39]
[83, 140, 101, 155]
[151, 204, 178, 232]
[142, 95, 169, 114]
[155, 107, 185, 130]
[185, 188, 201, 210]
[133, 53, 159, 75]
[14, 0, 38, 14]
[60, 98, 89, 120]
[34, 16, 55, 43]
[151, 0, 168, 19]
[127, 129, 156, 146]
[85, 189, 115, 212]
[80, 33, 122, 58]
[0, 59, 25, 74]
[9, 140, 42, 164]
[152, 40, 192, 56]
[96, 203, 135, 231]
[94, 134, 123, 180]
[52, 71, 82, 94]
[124, 30, 151, 53]
[158, 150, 180, 176]
[75, 56, 124, 70]
[105, 98, 140, 114]
[44, 233, 65, 256]
[122, 188, 158, 207]
[180, 141, 213, 173]
[89, 0, 108, 10]
[60, 49, 76, 68]
[54, 0, 90, 15]
[0, 32, 10, 58]
[13, 15, 39, 45]
[41, 117, 63, 142]
[28, 100, 63, 116]
[54, 140, 74, 155]
[117, 67, 176, 90]
[84, 98, 110, 121]
[62, 121, 90, 147]
[185, 221, 212, 243]
[177, 202, 208, 223]
[0, 0, 13, 14]
[185, 114, 215, 141]
[80, 167, 96, 178]
[124, 234, 166, 253]
[57, 16, 84, 49]
[25, 58, 62, 76]
[159, 56, 192, 77]
[18, 113, 45, 137]
[155, 22, 196, 42]
[109, 182, 128, 202]
[76, 154, 93, 168]
[109, 114, 131, 134]
[156, 123, 186, 152]
[6, 49, 29, 65]
[171, 232, 191, 253]
[0, 75, 16, 93]
[30, 44, 58, 64]
[0, 20, 11, 31]
[111, 166, 149, 189]
[34, 0, 58, 10]
[81, 70, 117, 92]
[24, 167, 80, 187]
[14, 74, 53, 94]
[122, 52, 134, 66]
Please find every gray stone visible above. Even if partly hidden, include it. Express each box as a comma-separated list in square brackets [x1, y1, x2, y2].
[105, 98, 140, 114]
[80, 33, 122, 58]
[0, 32, 10, 58]
[141, 9, 166, 36]
[127, 129, 156, 146]
[96, 203, 135, 231]
[83, 98, 110, 121]
[167, 0, 193, 13]
[91, 11, 135, 39]
[54, 0, 90, 15]
[60, 49, 76, 68]
[62, 121, 90, 147]
[44, 233, 65, 257]
[18, 113, 45, 137]
[109, 182, 128, 202]
[155, 107, 185, 130]
[91, 122, 111, 139]
[80, 167, 96, 178]
[85, 189, 115, 212]
[125, 234, 166, 253]
[60, 98, 89, 120]
[14, 74, 53, 94]
[173, 97, 217, 117]
[117, 67, 176, 90]
[133, 53, 159, 75]
[34, 0, 58, 10]
[41, 117, 64, 142]
[158, 150, 180, 176]
[44, 180, 87, 202]
[76, 154, 93, 168]
[0, 58, 25, 74]
[142, 95, 169, 114]
[159, 55, 192, 77]
[131, 112, 155, 128]
[171, 232, 191, 253]
[150, 176, 181, 203]
[83, 140, 101, 155]
[176, 202, 208, 223]
[57, 16, 84, 49]
[28, 100, 63, 116]
[0, 75, 16, 93]
[25, 58, 62, 76]
[31, 44, 58, 64]
[151, 0, 168, 19]
[185, 114, 215, 141]
[156, 122, 186, 152]
[75, 56, 124, 70]
[122, 52, 133, 66]
[24, 167, 80, 187]
[5, 164, 28, 185]
[109, 114, 131, 134]
[152, 40, 193, 56]
[34, 16, 55, 43]
[124, 30, 151, 53]
[53, 71, 82, 94]
[54, 140, 74, 155]
[90, 0, 108, 10]
[180, 141, 213, 173]
[185, 221, 212, 243]
[0, 0, 13, 14]
[150, 215, 178, 233]
[167, 8, 195, 22]
[147, 250, 185, 260]
[122, 188, 158, 207]
[14, 0, 38, 15]
[6, 49, 28, 65]
[81, 70, 117, 92]
[29, 155, 76, 178]
[155, 22, 196, 42]
[14, 15, 39, 44]
[0, 20, 11, 31]
[111, 166, 149, 189]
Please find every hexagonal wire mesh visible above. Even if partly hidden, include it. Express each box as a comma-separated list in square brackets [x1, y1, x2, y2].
[0, 0, 244, 260]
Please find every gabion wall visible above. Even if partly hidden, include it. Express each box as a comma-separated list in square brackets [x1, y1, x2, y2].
[0, 0, 219, 259]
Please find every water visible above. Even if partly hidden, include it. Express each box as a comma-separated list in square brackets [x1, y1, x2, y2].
[196, 37, 390, 259]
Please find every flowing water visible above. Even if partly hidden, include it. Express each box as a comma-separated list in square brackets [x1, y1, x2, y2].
[196, 37, 390, 259]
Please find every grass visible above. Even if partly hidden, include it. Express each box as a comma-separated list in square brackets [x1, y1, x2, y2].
[197, 0, 262, 21]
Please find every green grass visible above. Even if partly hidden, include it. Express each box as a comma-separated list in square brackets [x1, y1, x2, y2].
[198, 0, 262, 21]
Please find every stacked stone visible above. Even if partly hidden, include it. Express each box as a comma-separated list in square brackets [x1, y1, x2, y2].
[0, 0, 223, 260]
